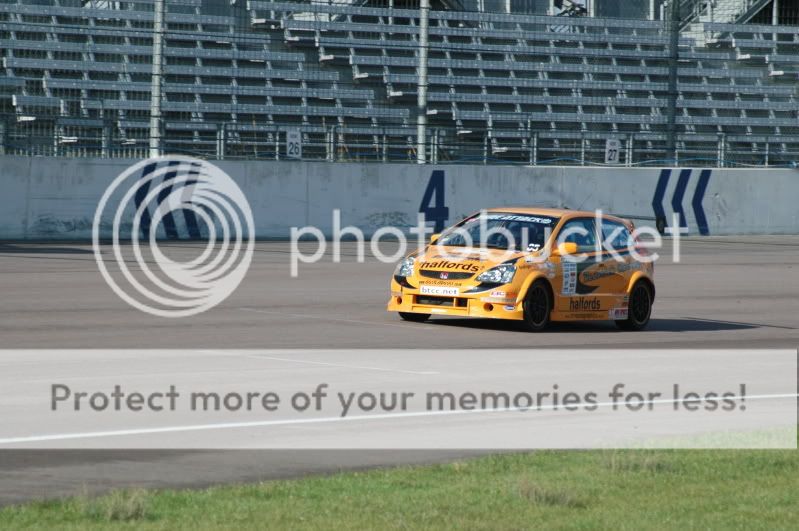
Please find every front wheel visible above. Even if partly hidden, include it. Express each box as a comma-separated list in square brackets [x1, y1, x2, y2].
[399, 312, 430, 323]
[616, 281, 652, 331]
[522, 280, 551, 332]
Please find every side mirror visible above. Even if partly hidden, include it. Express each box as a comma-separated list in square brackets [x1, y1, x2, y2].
[430, 233, 441, 244]
[554, 242, 579, 257]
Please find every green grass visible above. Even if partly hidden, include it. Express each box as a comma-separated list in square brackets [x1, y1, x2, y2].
[2, 444, 797, 530]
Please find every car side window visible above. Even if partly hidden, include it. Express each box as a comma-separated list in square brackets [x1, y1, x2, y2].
[600, 220, 632, 251]
[557, 218, 596, 250]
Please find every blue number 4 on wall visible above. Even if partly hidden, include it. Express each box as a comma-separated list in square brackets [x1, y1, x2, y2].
[419, 170, 449, 233]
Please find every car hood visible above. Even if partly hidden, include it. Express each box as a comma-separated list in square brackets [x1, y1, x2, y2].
[415, 246, 527, 276]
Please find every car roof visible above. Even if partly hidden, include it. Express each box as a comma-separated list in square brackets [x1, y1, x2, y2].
[484, 207, 630, 224]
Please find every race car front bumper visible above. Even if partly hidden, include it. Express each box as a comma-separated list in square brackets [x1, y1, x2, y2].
[386, 279, 525, 320]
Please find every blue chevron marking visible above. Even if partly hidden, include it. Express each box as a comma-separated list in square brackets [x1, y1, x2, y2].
[671, 169, 692, 231]
[652, 169, 671, 223]
[692, 169, 712, 236]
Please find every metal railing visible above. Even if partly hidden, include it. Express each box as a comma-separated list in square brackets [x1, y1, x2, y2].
[2, 114, 798, 168]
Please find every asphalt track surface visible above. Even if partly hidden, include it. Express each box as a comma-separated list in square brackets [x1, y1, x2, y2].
[0, 237, 797, 506]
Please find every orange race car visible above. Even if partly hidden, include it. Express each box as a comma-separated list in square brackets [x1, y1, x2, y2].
[387, 208, 655, 331]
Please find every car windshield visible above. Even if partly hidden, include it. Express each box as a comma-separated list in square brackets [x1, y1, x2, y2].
[437, 213, 559, 251]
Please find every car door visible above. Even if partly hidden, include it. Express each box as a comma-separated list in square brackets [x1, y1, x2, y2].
[554, 217, 603, 313]
[597, 218, 636, 295]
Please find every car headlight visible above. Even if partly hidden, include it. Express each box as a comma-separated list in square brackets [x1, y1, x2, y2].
[476, 263, 516, 284]
[396, 256, 415, 277]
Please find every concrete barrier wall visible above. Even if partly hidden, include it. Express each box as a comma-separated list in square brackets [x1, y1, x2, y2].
[0, 156, 797, 239]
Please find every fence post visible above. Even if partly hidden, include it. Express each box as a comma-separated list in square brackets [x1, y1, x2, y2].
[326, 126, 333, 162]
[527, 118, 533, 166]
[101, 121, 111, 158]
[149, 0, 165, 158]
[765, 138, 770, 166]
[416, 0, 430, 164]
[53, 123, 61, 158]
[627, 134, 634, 167]
[664, 0, 680, 164]
[216, 123, 226, 160]
[580, 134, 586, 166]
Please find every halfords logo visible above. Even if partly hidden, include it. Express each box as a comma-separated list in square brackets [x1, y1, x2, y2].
[581, 269, 615, 283]
[569, 297, 601, 312]
[419, 260, 481, 273]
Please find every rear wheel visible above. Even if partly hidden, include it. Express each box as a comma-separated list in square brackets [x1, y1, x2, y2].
[616, 281, 652, 331]
[399, 312, 430, 323]
[522, 280, 551, 332]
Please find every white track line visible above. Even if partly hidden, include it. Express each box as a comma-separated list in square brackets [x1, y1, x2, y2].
[0, 393, 795, 445]
[201, 349, 439, 376]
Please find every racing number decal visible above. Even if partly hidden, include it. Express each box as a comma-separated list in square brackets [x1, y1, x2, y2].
[419, 170, 449, 233]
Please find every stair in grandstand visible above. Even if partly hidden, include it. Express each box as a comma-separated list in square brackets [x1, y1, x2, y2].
[550, 0, 588, 33]
[682, 0, 774, 45]
[250, 1, 419, 158]
[253, 0, 469, 25]
[80, 0, 120, 8]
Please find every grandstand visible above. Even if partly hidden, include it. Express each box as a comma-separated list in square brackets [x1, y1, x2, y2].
[0, 0, 797, 166]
